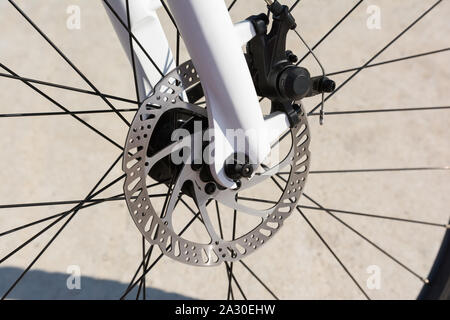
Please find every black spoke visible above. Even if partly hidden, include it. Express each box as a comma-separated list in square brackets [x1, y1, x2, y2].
[308, 0, 443, 116]
[303, 193, 428, 283]
[0, 180, 166, 210]
[0, 164, 124, 265]
[0, 108, 138, 119]
[0, 64, 123, 150]
[121, 176, 185, 299]
[183, 200, 251, 300]
[298, 205, 448, 228]
[176, 31, 181, 67]
[120, 209, 202, 299]
[225, 262, 247, 300]
[278, 166, 450, 175]
[327, 48, 450, 77]
[238, 196, 447, 228]
[8, 0, 131, 126]
[215, 201, 236, 300]
[136, 236, 147, 300]
[227, 196, 238, 300]
[239, 260, 279, 300]
[296, 0, 364, 65]
[1, 154, 122, 299]
[125, 175, 177, 298]
[160, 0, 179, 32]
[228, 0, 238, 11]
[266, 174, 370, 299]
[0, 196, 120, 238]
[0, 192, 168, 237]
[0, 72, 138, 105]
[124, 243, 153, 296]
[309, 106, 450, 117]
[103, 0, 164, 78]
[289, 0, 302, 12]
[298, 208, 370, 299]
[311, 166, 449, 174]
[215, 201, 234, 299]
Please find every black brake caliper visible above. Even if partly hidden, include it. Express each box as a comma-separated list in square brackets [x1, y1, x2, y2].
[246, 1, 335, 127]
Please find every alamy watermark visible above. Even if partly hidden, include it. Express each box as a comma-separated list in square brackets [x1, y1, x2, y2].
[66, 265, 81, 290]
[66, 5, 81, 30]
[366, 265, 381, 290]
[366, 5, 381, 30]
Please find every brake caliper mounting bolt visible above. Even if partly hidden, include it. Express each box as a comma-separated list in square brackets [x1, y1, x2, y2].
[286, 50, 298, 63]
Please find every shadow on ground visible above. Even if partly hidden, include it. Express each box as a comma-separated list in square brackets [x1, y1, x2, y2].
[0, 267, 193, 300]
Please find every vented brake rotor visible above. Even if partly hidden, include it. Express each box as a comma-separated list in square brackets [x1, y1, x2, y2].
[123, 60, 311, 267]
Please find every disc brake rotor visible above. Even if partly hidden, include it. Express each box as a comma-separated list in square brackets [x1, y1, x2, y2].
[123, 60, 311, 266]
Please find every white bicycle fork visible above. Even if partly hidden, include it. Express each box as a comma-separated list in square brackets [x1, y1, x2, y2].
[104, 0, 290, 187]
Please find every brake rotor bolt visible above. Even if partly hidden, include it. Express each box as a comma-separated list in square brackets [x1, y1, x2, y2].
[241, 164, 254, 178]
[205, 182, 217, 195]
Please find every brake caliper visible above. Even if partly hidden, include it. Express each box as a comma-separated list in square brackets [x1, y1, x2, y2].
[246, 1, 335, 127]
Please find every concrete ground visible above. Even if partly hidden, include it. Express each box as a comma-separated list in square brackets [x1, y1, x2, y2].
[0, 0, 449, 300]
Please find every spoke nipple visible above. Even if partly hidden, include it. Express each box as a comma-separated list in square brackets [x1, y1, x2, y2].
[422, 278, 430, 284]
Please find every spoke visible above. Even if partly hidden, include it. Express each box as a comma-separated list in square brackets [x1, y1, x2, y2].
[0, 192, 167, 237]
[297, 0, 364, 65]
[327, 48, 450, 77]
[1, 154, 122, 299]
[0, 180, 166, 210]
[238, 260, 279, 300]
[8, 0, 131, 127]
[289, 0, 302, 12]
[160, 0, 179, 32]
[124, 243, 153, 296]
[136, 236, 147, 300]
[298, 205, 448, 228]
[0, 64, 123, 150]
[228, 0, 238, 11]
[0, 72, 138, 105]
[278, 166, 450, 175]
[303, 193, 429, 283]
[293, 28, 327, 123]
[176, 31, 181, 67]
[309, 106, 450, 117]
[183, 199, 251, 300]
[0, 108, 137, 119]
[135, 172, 178, 298]
[120, 209, 202, 299]
[298, 208, 370, 299]
[0, 196, 121, 238]
[120, 189, 200, 300]
[308, 0, 443, 116]
[311, 166, 450, 174]
[215, 201, 235, 300]
[103, 0, 164, 77]
[225, 262, 247, 300]
[266, 173, 370, 299]
[227, 197, 238, 300]
[120, 199, 246, 300]
[0, 162, 124, 265]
